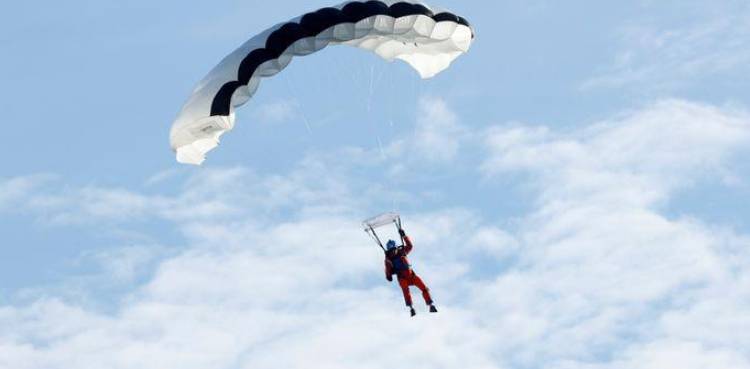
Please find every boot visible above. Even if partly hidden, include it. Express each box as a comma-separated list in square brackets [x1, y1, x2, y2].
[429, 304, 438, 313]
[409, 307, 416, 317]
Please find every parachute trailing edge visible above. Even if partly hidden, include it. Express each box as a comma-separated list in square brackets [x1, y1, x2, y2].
[170, 0, 475, 165]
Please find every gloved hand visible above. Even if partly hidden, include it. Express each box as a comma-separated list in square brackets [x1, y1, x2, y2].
[398, 229, 406, 237]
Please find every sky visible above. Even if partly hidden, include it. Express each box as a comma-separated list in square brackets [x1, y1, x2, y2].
[1, 1, 750, 368]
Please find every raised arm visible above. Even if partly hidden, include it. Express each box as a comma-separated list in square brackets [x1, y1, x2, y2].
[400, 229, 413, 255]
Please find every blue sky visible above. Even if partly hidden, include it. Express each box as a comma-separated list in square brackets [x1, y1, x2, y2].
[2, 1, 750, 368]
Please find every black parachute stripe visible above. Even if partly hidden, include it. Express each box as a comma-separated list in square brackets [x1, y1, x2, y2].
[210, 1, 471, 117]
[389, 2, 433, 18]
[300, 7, 346, 35]
[211, 81, 245, 116]
[388, 2, 419, 17]
[363, 1, 391, 16]
[410, 3, 434, 18]
[456, 16, 471, 28]
[265, 23, 311, 57]
[342, 1, 389, 22]
[432, 12, 459, 23]
[237, 49, 275, 84]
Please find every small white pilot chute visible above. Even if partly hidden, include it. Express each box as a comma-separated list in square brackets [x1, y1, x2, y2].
[363, 211, 403, 252]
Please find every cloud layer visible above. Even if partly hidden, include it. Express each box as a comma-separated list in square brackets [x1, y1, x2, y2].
[1, 99, 750, 369]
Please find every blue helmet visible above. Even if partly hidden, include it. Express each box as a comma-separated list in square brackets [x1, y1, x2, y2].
[386, 240, 397, 251]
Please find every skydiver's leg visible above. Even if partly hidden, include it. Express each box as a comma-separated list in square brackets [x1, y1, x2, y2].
[398, 277, 413, 306]
[411, 273, 433, 305]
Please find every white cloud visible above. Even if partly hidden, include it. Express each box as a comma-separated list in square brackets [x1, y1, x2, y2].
[0, 210, 502, 369]
[582, 3, 750, 91]
[253, 99, 299, 124]
[84, 245, 168, 284]
[144, 168, 186, 187]
[582, 340, 750, 369]
[365, 96, 468, 169]
[0, 174, 56, 211]
[1, 99, 750, 368]
[483, 100, 750, 206]
[412, 96, 467, 162]
[476, 99, 750, 367]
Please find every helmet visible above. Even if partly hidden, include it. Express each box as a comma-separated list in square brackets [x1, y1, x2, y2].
[386, 240, 397, 251]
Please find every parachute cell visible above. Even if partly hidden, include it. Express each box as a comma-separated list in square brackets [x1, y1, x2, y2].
[170, 1, 475, 165]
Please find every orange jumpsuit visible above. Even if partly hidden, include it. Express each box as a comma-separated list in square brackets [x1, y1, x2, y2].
[385, 235, 433, 307]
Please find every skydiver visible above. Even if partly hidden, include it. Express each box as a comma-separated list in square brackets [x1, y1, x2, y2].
[385, 228, 437, 317]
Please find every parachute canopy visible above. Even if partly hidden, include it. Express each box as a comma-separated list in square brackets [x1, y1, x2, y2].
[170, 0, 475, 165]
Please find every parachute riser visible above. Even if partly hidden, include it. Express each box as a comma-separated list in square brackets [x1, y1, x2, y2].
[366, 226, 386, 253]
[394, 216, 405, 246]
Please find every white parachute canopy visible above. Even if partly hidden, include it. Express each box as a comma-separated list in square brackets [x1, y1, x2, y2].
[170, 0, 475, 165]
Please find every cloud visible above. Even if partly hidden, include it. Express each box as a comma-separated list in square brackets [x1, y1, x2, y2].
[0, 210, 502, 369]
[483, 100, 750, 206]
[6, 162, 365, 228]
[412, 96, 467, 162]
[253, 99, 299, 124]
[1, 99, 750, 368]
[582, 3, 750, 91]
[82, 245, 169, 284]
[476, 99, 750, 367]
[581, 340, 750, 369]
[0, 174, 56, 211]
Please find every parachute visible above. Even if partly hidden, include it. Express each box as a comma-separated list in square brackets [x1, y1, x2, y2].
[170, 0, 475, 165]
